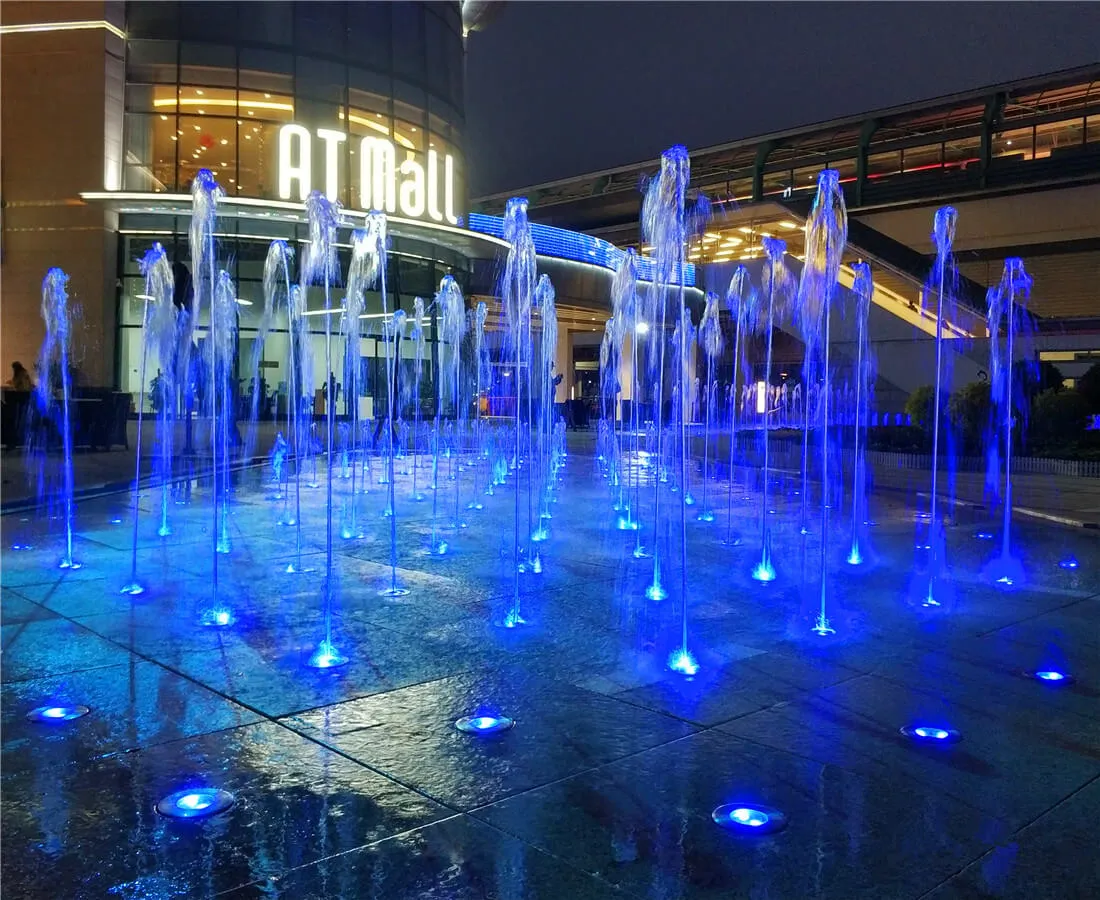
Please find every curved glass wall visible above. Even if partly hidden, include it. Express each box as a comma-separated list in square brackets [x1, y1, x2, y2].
[121, 1, 466, 211]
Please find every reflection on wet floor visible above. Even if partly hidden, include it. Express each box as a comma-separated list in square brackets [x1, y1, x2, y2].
[2, 450, 1099, 899]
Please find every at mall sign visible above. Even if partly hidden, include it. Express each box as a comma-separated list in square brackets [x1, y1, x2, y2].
[277, 123, 459, 225]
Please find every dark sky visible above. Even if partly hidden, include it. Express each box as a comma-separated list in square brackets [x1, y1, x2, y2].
[464, 1, 1100, 198]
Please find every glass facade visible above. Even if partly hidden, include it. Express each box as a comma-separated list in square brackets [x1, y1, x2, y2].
[115, 1, 470, 414]
[121, 2, 466, 210]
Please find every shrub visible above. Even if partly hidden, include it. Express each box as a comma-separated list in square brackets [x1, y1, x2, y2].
[1075, 362, 1100, 413]
[949, 381, 991, 455]
[1030, 388, 1089, 449]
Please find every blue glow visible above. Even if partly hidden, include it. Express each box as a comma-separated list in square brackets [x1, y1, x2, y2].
[58, 558, 82, 570]
[645, 582, 667, 601]
[502, 610, 527, 629]
[307, 640, 348, 669]
[901, 724, 960, 743]
[731, 807, 768, 827]
[109, 516, 123, 525]
[1059, 557, 1079, 570]
[667, 648, 700, 676]
[712, 803, 786, 834]
[751, 561, 776, 583]
[119, 582, 145, 597]
[684, 493, 696, 507]
[157, 524, 172, 537]
[530, 528, 548, 543]
[456, 713, 515, 735]
[1035, 670, 1067, 682]
[847, 546, 863, 566]
[156, 787, 235, 820]
[975, 531, 994, 540]
[812, 615, 836, 637]
[466, 213, 696, 287]
[696, 511, 715, 523]
[632, 545, 649, 559]
[28, 704, 90, 722]
[616, 516, 639, 531]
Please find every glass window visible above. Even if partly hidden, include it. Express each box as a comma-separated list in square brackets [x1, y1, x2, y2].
[424, 10, 450, 101]
[239, 90, 294, 121]
[394, 119, 425, 154]
[236, 121, 281, 199]
[239, 48, 292, 94]
[125, 83, 158, 113]
[1088, 115, 1100, 146]
[126, 40, 177, 84]
[251, 4, 293, 45]
[901, 144, 942, 172]
[791, 164, 823, 191]
[761, 170, 792, 197]
[123, 113, 176, 191]
[295, 2, 345, 56]
[175, 84, 236, 118]
[992, 127, 1034, 160]
[127, 2, 179, 40]
[179, 5, 237, 41]
[178, 116, 237, 190]
[392, 4, 425, 79]
[295, 56, 346, 105]
[1035, 117, 1085, 157]
[867, 150, 901, 178]
[180, 42, 236, 87]
[348, 4, 392, 71]
[825, 156, 858, 182]
[943, 134, 980, 170]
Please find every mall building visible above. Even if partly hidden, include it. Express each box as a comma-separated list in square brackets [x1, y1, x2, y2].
[474, 64, 1100, 412]
[1, 0, 671, 417]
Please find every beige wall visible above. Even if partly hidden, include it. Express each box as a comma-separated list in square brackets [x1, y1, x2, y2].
[1, 2, 123, 386]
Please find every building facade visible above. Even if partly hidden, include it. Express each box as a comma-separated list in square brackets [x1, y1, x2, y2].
[474, 66, 1100, 400]
[2, 0, 475, 408]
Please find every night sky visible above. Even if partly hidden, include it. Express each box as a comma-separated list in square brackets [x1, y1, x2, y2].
[464, 1, 1100, 197]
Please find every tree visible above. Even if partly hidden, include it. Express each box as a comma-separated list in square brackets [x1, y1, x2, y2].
[949, 381, 992, 454]
[1075, 362, 1100, 413]
[1030, 388, 1090, 449]
[904, 385, 936, 430]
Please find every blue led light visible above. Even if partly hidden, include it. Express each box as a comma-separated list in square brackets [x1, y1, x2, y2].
[1059, 557, 1079, 570]
[900, 724, 961, 744]
[466, 213, 696, 287]
[751, 561, 776, 583]
[156, 787, 235, 820]
[307, 640, 348, 669]
[455, 713, 515, 735]
[27, 704, 90, 723]
[668, 648, 700, 676]
[712, 803, 787, 834]
[975, 531, 994, 540]
[1028, 669, 1073, 685]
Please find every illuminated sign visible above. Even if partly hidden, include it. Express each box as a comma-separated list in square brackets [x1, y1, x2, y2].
[277, 124, 458, 225]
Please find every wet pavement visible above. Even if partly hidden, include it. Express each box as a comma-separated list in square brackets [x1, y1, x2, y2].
[2, 443, 1098, 898]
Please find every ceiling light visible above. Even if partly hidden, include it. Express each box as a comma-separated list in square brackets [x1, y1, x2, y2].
[780, 221, 798, 230]
[170, 135, 177, 141]
[159, 114, 167, 121]
[738, 226, 752, 234]
[195, 89, 204, 96]
[264, 92, 271, 99]
[220, 138, 227, 145]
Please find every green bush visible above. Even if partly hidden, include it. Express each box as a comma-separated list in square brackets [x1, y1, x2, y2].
[1030, 388, 1090, 449]
[1075, 362, 1100, 413]
[949, 381, 991, 455]
[904, 385, 936, 430]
